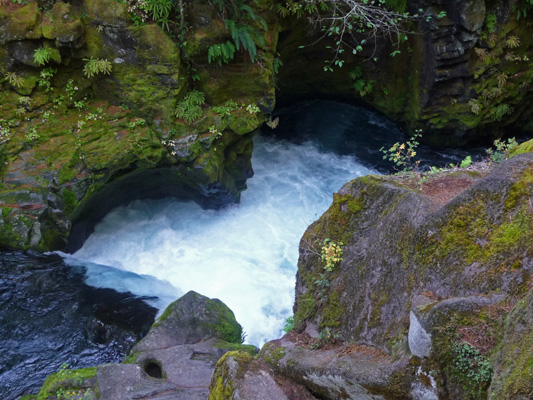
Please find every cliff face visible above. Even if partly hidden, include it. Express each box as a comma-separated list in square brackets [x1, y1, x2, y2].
[283, 147, 533, 399]
[276, 0, 533, 146]
[0, 0, 277, 251]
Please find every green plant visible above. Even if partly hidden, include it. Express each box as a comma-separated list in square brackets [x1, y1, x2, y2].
[450, 342, 492, 399]
[486, 137, 518, 163]
[468, 99, 481, 115]
[213, 100, 240, 119]
[5, 72, 24, 88]
[83, 57, 112, 78]
[128, 118, 146, 129]
[485, 14, 497, 33]
[460, 155, 472, 168]
[33, 46, 52, 66]
[74, 100, 85, 110]
[350, 66, 374, 96]
[321, 238, 343, 272]
[143, 0, 173, 20]
[380, 130, 422, 173]
[175, 90, 205, 123]
[65, 79, 77, 100]
[24, 127, 40, 143]
[38, 67, 55, 92]
[283, 316, 294, 333]
[515, 0, 533, 19]
[505, 35, 521, 48]
[208, 41, 236, 66]
[246, 104, 260, 114]
[209, 125, 222, 137]
[208, 0, 267, 64]
[491, 103, 513, 121]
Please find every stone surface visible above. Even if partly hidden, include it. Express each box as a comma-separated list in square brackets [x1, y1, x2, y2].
[209, 350, 317, 400]
[132, 291, 244, 352]
[35, 291, 257, 399]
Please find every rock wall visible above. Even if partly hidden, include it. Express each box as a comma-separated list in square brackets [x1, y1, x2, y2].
[0, 0, 277, 251]
[276, 0, 533, 146]
[283, 147, 532, 398]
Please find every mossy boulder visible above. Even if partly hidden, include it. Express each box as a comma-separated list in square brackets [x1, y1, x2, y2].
[36, 366, 98, 400]
[510, 138, 533, 157]
[42, 2, 84, 47]
[132, 291, 244, 353]
[209, 349, 317, 400]
[489, 288, 533, 399]
[0, 2, 42, 45]
[294, 154, 532, 398]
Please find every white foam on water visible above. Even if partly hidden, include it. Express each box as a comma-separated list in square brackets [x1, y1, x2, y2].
[65, 135, 377, 346]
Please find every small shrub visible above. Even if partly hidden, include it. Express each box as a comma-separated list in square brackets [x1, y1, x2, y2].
[450, 342, 492, 399]
[486, 137, 518, 163]
[321, 238, 343, 272]
[380, 130, 422, 173]
[460, 155, 472, 168]
[283, 316, 294, 333]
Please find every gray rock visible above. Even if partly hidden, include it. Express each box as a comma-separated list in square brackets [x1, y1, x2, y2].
[133, 291, 244, 352]
[408, 311, 432, 358]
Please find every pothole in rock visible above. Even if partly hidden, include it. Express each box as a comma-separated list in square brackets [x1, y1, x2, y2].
[143, 360, 163, 379]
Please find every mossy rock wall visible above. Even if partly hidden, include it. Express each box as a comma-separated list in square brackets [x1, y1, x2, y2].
[276, 0, 533, 146]
[293, 153, 532, 397]
[0, 0, 275, 251]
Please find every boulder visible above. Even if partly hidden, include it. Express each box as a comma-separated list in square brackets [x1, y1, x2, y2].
[132, 291, 244, 352]
[35, 291, 258, 400]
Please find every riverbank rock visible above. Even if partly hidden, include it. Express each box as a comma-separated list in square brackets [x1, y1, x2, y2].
[281, 152, 533, 398]
[0, 0, 276, 252]
[34, 291, 257, 400]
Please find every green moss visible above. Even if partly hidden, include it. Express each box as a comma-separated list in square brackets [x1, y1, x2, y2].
[121, 351, 141, 364]
[62, 188, 78, 217]
[320, 287, 342, 328]
[510, 139, 533, 156]
[294, 291, 315, 328]
[208, 351, 253, 400]
[207, 300, 244, 344]
[37, 366, 97, 400]
[496, 328, 533, 397]
[214, 340, 258, 356]
[259, 341, 285, 366]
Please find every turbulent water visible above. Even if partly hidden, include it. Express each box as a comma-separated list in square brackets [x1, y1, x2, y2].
[65, 136, 377, 346]
[62, 100, 476, 347]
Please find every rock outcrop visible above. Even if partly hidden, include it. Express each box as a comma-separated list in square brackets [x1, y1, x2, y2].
[211, 149, 532, 399]
[34, 291, 258, 400]
[0, 0, 276, 252]
[276, 0, 533, 145]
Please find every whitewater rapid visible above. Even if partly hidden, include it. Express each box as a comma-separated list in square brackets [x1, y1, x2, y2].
[63, 134, 377, 346]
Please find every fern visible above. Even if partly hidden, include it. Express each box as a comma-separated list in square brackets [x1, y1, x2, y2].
[224, 20, 264, 62]
[34, 47, 52, 66]
[492, 103, 513, 121]
[208, 0, 267, 64]
[83, 57, 112, 78]
[175, 90, 205, 124]
[6, 72, 24, 88]
[208, 41, 236, 65]
[143, 0, 173, 21]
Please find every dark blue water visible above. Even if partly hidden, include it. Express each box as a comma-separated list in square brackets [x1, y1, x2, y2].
[0, 251, 157, 399]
